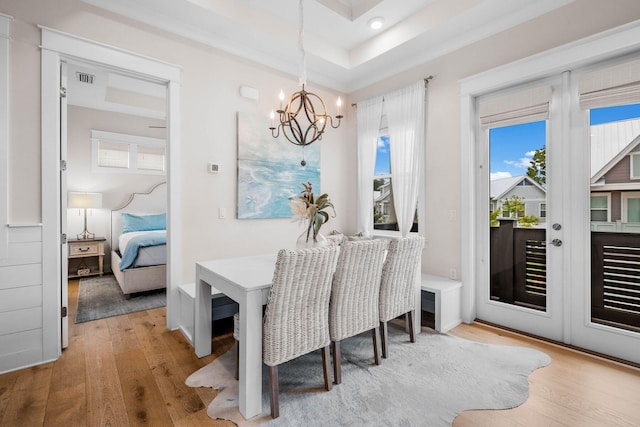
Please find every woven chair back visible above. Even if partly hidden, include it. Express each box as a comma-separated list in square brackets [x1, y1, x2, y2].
[329, 239, 389, 341]
[379, 235, 425, 322]
[263, 245, 340, 366]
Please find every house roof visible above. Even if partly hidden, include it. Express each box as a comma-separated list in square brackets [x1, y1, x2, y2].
[591, 118, 640, 183]
[490, 175, 545, 200]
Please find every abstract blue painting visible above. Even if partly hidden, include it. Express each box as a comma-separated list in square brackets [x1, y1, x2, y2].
[237, 112, 321, 219]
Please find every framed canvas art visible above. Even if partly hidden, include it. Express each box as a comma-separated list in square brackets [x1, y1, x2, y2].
[237, 112, 320, 219]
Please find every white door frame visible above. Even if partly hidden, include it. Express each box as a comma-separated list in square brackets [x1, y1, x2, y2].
[472, 74, 566, 342]
[460, 20, 640, 363]
[60, 61, 68, 349]
[40, 27, 182, 358]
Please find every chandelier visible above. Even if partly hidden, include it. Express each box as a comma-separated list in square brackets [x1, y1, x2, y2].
[269, 0, 343, 165]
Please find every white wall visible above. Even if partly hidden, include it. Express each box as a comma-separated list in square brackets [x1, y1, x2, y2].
[349, 0, 640, 280]
[2, 0, 640, 374]
[2, 0, 353, 284]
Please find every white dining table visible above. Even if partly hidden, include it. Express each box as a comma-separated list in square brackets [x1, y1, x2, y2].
[194, 253, 277, 420]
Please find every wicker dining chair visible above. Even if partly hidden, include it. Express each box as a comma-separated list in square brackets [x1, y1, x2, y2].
[329, 239, 389, 384]
[262, 245, 340, 418]
[378, 235, 425, 358]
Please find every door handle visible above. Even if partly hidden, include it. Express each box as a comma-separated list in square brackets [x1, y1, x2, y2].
[549, 239, 562, 247]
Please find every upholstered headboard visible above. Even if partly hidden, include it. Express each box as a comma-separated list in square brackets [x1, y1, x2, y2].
[111, 182, 167, 252]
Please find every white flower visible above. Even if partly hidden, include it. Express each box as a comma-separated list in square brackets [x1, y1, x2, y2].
[289, 200, 309, 224]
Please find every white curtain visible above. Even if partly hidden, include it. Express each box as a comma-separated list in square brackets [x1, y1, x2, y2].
[356, 96, 384, 235]
[385, 81, 425, 236]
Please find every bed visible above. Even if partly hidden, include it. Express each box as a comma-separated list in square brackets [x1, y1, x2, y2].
[111, 182, 167, 296]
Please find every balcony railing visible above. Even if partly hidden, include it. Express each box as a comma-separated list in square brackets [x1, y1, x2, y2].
[591, 232, 640, 332]
[491, 220, 640, 331]
[490, 219, 546, 310]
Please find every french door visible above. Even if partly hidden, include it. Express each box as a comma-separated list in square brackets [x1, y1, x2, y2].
[476, 67, 640, 364]
[476, 76, 565, 342]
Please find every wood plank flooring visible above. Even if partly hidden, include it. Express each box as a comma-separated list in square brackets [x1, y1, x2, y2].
[0, 279, 638, 426]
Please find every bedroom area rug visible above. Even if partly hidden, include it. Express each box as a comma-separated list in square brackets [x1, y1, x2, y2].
[75, 275, 166, 323]
[186, 326, 551, 426]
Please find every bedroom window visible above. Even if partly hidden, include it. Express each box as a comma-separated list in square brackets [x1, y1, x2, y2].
[91, 130, 165, 175]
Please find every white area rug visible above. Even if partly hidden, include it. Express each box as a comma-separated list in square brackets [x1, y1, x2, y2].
[186, 326, 550, 426]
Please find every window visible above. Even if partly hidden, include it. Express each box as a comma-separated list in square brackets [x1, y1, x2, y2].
[372, 134, 418, 232]
[622, 192, 640, 223]
[373, 134, 395, 229]
[91, 130, 165, 175]
[590, 194, 610, 221]
[631, 153, 640, 179]
[540, 203, 546, 218]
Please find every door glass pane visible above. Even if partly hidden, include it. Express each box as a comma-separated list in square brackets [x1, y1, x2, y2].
[590, 103, 640, 333]
[489, 120, 547, 311]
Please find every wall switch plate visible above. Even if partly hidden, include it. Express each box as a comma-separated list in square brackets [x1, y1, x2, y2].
[218, 208, 226, 219]
[449, 268, 457, 280]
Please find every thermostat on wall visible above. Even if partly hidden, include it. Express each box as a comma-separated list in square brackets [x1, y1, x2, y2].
[208, 163, 219, 174]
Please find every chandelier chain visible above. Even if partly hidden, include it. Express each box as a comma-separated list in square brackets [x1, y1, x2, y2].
[298, 0, 306, 86]
[268, 0, 341, 164]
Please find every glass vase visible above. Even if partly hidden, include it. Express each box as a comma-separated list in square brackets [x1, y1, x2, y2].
[296, 229, 327, 249]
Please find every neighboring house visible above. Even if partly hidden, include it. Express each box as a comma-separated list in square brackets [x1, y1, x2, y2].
[490, 175, 547, 222]
[374, 182, 395, 225]
[590, 118, 640, 231]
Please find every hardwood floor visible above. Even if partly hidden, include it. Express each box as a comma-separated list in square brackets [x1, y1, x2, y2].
[0, 280, 638, 426]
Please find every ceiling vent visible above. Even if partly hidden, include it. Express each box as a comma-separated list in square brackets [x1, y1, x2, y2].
[76, 72, 95, 84]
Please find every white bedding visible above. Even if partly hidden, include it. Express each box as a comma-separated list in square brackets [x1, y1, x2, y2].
[118, 230, 167, 268]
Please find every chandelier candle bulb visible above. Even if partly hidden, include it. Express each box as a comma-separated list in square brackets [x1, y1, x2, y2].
[336, 96, 342, 117]
[278, 90, 285, 111]
[270, 110, 275, 128]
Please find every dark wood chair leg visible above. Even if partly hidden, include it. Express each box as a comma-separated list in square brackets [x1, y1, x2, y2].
[408, 310, 416, 343]
[234, 340, 239, 380]
[372, 326, 381, 365]
[322, 345, 333, 390]
[380, 321, 388, 359]
[268, 365, 279, 418]
[331, 341, 341, 385]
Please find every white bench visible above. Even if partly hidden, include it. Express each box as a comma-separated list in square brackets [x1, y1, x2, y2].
[421, 274, 462, 333]
[178, 283, 238, 346]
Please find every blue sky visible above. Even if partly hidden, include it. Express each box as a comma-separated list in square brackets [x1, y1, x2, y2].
[490, 103, 640, 180]
[375, 135, 390, 175]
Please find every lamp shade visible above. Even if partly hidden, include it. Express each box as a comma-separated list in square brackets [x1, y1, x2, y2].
[68, 192, 103, 209]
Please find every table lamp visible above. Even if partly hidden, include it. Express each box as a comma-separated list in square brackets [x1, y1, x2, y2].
[68, 192, 103, 240]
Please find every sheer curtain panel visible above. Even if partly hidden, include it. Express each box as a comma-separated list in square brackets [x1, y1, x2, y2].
[356, 96, 384, 235]
[385, 81, 425, 236]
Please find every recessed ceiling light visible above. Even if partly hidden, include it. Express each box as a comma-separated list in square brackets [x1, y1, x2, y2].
[368, 17, 385, 30]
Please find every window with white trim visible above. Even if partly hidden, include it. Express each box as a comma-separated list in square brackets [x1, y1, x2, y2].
[540, 203, 546, 218]
[590, 194, 610, 222]
[631, 153, 640, 179]
[622, 192, 640, 223]
[372, 133, 419, 232]
[91, 130, 165, 175]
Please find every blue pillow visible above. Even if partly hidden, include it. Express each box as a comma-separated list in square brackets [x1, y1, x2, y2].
[121, 212, 166, 234]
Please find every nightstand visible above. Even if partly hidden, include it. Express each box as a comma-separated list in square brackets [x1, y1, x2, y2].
[68, 237, 106, 279]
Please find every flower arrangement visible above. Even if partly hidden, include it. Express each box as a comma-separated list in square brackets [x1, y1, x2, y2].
[289, 182, 336, 243]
